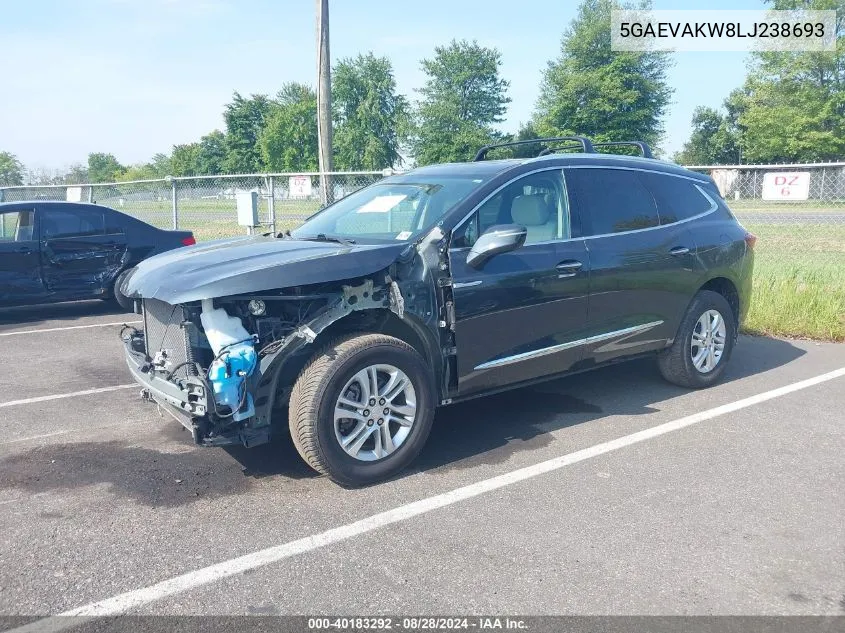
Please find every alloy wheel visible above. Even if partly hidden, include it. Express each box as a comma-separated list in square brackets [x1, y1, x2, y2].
[333, 364, 417, 461]
[690, 309, 726, 373]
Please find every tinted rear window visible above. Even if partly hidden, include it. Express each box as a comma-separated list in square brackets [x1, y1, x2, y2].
[104, 210, 126, 235]
[641, 173, 714, 224]
[566, 168, 659, 235]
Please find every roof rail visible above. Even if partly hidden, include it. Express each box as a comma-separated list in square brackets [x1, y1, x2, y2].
[473, 136, 595, 161]
[591, 141, 653, 158]
[537, 144, 584, 157]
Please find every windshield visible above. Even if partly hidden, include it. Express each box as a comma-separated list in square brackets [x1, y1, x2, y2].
[291, 176, 486, 242]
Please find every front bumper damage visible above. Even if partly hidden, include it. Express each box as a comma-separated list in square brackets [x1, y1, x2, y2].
[123, 329, 271, 447]
[122, 273, 416, 449]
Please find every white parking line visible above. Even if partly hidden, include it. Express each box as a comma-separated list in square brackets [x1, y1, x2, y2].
[0, 423, 135, 446]
[0, 430, 71, 445]
[0, 385, 135, 409]
[11, 365, 843, 629]
[0, 321, 141, 337]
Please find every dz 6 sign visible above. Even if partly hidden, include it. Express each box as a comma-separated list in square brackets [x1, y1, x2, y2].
[762, 172, 811, 201]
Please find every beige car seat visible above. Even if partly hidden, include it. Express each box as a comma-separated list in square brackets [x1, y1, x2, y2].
[510, 194, 557, 243]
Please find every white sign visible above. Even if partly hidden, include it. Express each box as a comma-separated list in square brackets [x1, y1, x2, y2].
[762, 172, 810, 201]
[289, 175, 312, 198]
[358, 194, 407, 213]
[66, 186, 83, 202]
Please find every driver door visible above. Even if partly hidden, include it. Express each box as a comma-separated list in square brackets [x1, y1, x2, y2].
[448, 169, 590, 396]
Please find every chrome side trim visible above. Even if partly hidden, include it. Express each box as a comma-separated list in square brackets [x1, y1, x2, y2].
[585, 320, 664, 344]
[473, 320, 664, 371]
[453, 280, 483, 289]
[474, 338, 586, 371]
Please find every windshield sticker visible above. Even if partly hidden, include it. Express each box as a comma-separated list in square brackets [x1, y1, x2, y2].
[357, 194, 407, 213]
[395, 231, 412, 240]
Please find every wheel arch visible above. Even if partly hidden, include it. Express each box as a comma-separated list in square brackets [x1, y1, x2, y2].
[254, 308, 442, 425]
[698, 276, 740, 329]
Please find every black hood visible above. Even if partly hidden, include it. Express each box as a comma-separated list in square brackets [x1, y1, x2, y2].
[121, 235, 409, 304]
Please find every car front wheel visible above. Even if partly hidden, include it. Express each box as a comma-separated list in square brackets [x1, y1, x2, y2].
[288, 333, 435, 486]
[658, 290, 736, 389]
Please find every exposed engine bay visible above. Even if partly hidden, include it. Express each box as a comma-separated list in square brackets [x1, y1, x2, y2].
[121, 258, 449, 448]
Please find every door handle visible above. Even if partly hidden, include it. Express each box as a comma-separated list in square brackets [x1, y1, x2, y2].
[17, 246, 33, 254]
[556, 260, 583, 270]
[669, 246, 690, 256]
[556, 260, 583, 278]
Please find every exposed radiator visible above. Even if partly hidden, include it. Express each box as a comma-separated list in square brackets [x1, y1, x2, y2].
[142, 299, 196, 376]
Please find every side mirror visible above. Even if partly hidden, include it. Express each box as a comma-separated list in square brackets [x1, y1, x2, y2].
[466, 224, 527, 269]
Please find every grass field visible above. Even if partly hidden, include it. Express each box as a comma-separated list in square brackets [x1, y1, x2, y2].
[109, 198, 845, 342]
[728, 199, 845, 212]
[742, 224, 845, 342]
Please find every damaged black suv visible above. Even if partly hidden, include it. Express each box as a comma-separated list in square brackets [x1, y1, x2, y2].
[121, 137, 754, 486]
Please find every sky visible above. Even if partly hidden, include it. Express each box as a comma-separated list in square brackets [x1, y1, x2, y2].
[1, 0, 766, 171]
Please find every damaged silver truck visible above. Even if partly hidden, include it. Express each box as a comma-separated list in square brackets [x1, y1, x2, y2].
[121, 138, 753, 486]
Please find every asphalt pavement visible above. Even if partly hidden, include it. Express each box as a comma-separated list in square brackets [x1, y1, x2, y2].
[0, 301, 843, 620]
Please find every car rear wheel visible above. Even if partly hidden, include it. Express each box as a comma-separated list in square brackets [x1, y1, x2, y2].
[658, 290, 736, 389]
[288, 333, 435, 486]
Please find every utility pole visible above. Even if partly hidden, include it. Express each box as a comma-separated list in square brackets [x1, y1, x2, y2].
[316, 0, 333, 206]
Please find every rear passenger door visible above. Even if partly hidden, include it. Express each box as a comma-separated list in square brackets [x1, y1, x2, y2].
[40, 206, 125, 298]
[565, 167, 702, 364]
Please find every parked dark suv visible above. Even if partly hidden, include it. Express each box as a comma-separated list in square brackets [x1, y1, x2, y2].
[121, 137, 754, 486]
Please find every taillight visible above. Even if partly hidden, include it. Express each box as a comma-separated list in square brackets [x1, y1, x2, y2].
[744, 232, 757, 250]
[181, 236, 196, 246]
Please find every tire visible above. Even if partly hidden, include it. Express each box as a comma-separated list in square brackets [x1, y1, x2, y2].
[112, 270, 135, 311]
[658, 290, 736, 389]
[288, 333, 435, 487]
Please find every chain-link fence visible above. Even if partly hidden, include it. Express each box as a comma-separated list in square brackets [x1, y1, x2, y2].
[1, 162, 842, 337]
[0, 171, 385, 241]
[686, 162, 845, 339]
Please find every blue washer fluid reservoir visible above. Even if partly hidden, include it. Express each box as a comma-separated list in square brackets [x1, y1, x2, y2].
[200, 300, 257, 421]
[206, 342, 257, 421]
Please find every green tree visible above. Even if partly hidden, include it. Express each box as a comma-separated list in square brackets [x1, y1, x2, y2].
[87, 153, 125, 183]
[197, 130, 227, 174]
[729, 0, 845, 162]
[118, 153, 174, 181]
[673, 106, 740, 165]
[489, 121, 548, 159]
[0, 151, 24, 186]
[223, 92, 273, 173]
[333, 53, 407, 170]
[170, 143, 202, 177]
[534, 0, 672, 150]
[259, 83, 319, 172]
[63, 164, 90, 184]
[149, 153, 172, 178]
[413, 39, 511, 165]
[117, 164, 156, 181]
